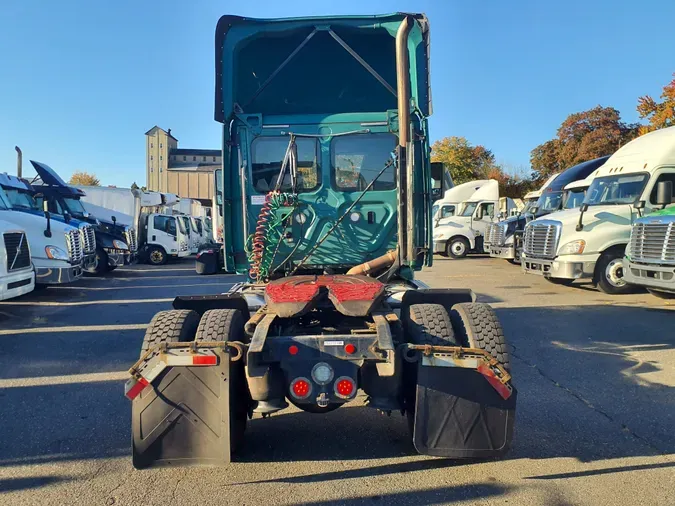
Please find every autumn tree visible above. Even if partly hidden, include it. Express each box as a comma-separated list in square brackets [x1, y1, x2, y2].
[530, 106, 639, 180]
[69, 171, 100, 186]
[637, 73, 675, 134]
[487, 165, 536, 199]
[431, 136, 496, 184]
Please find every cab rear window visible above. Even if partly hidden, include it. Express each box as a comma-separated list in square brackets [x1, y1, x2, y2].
[331, 133, 396, 191]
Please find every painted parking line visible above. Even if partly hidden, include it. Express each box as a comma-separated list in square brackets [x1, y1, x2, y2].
[0, 371, 129, 388]
[76, 275, 231, 281]
[115, 267, 196, 273]
[49, 282, 233, 291]
[0, 323, 148, 336]
[0, 298, 174, 307]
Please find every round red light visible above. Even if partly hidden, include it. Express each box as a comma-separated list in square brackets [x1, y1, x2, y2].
[292, 379, 310, 398]
[336, 379, 354, 397]
[344, 344, 356, 355]
[288, 345, 299, 355]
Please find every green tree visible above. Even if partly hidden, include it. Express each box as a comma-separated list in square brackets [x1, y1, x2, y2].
[69, 171, 100, 186]
[637, 73, 675, 134]
[530, 106, 638, 180]
[431, 136, 496, 184]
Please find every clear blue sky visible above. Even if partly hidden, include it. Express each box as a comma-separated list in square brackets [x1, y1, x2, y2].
[1, 0, 673, 186]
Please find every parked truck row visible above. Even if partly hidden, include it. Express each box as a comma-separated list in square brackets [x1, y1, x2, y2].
[432, 125, 675, 298]
[0, 151, 214, 300]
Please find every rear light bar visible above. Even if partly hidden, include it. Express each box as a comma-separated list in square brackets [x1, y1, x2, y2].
[125, 349, 219, 400]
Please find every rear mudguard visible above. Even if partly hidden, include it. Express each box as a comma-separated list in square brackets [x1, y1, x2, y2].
[412, 362, 516, 458]
[131, 347, 247, 468]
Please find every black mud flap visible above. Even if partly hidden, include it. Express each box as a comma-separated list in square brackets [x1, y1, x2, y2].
[132, 348, 245, 468]
[412, 365, 516, 458]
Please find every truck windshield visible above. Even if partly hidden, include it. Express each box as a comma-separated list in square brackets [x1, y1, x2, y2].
[3, 188, 40, 210]
[536, 191, 563, 212]
[251, 137, 319, 193]
[63, 197, 87, 216]
[521, 200, 537, 214]
[332, 133, 396, 191]
[181, 216, 191, 236]
[195, 219, 203, 234]
[585, 174, 648, 206]
[176, 216, 186, 235]
[190, 218, 198, 233]
[460, 202, 478, 217]
[564, 188, 587, 209]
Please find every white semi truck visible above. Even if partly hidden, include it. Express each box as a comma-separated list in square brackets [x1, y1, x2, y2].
[79, 186, 191, 265]
[521, 126, 675, 294]
[432, 180, 516, 258]
[0, 174, 83, 285]
[0, 218, 35, 300]
[432, 179, 490, 222]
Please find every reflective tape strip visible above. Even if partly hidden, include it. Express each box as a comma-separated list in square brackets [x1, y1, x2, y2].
[162, 352, 218, 367]
[125, 377, 149, 400]
[422, 355, 480, 369]
[477, 363, 513, 400]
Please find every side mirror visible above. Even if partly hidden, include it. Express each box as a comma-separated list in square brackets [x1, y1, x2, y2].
[475, 208, 483, 220]
[530, 206, 539, 215]
[63, 210, 71, 223]
[656, 181, 673, 207]
[634, 200, 646, 210]
[580, 203, 589, 213]
[43, 200, 49, 213]
[111, 215, 117, 225]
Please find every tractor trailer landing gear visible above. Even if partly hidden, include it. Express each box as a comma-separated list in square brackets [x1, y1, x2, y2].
[126, 277, 516, 468]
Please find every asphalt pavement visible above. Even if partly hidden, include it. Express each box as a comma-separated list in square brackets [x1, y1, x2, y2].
[0, 256, 673, 505]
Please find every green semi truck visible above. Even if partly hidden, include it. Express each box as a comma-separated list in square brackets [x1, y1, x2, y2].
[126, 13, 516, 467]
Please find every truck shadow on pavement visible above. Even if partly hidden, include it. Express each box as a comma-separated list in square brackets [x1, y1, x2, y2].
[0, 304, 673, 473]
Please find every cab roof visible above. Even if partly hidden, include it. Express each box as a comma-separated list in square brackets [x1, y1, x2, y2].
[594, 126, 675, 177]
[214, 13, 431, 122]
[0, 173, 32, 192]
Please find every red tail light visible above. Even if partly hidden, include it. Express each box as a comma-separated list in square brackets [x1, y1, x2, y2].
[290, 378, 312, 399]
[288, 345, 299, 355]
[344, 343, 356, 355]
[334, 377, 356, 399]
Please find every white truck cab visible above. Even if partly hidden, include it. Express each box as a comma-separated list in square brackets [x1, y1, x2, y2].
[0, 175, 83, 285]
[432, 180, 490, 222]
[522, 126, 675, 294]
[143, 213, 191, 265]
[433, 180, 516, 258]
[0, 219, 35, 300]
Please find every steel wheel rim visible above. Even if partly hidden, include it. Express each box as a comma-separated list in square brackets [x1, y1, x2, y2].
[605, 258, 625, 287]
[451, 241, 466, 256]
[150, 251, 163, 263]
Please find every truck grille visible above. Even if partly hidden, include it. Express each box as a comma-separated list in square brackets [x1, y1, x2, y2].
[66, 229, 83, 263]
[630, 219, 675, 264]
[3, 232, 31, 271]
[125, 228, 137, 252]
[80, 224, 96, 254]
[491, 223, 507, 246]
[484, 223, 494, 246]
[523, 221, 560, 259]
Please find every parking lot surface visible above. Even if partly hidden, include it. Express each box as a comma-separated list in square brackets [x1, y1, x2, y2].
[0, 256, 673, 505]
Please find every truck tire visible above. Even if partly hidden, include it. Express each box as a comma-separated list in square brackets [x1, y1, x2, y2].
[140, 309, 200, 357]
[446, 237, 470, 259]
[406, 303, 459, 346]
[195, 309, 249, 452]
[92, 247, 109, 274]
[546, 277, 575, 286]
[195, 309, 246, 343]
[647, 288, 675, 299]
[147, 246, 168, 266]
[450, 303, 510, 371]
[595, 250, 632, 295]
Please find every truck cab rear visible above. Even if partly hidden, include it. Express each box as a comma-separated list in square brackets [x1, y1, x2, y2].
[127, 13, 516, 468]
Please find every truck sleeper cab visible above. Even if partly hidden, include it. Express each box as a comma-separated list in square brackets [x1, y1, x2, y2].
[488, 156, 609, 263]
[521, 126, 675, 294]
[0, 219, 35, 300]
